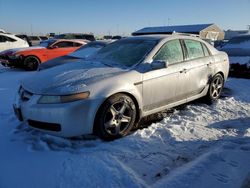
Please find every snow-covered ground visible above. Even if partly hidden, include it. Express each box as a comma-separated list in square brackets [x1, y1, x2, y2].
[0, 65, 249, 188]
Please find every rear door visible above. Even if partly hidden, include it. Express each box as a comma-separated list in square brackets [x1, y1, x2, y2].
[181, 39, 213, 97]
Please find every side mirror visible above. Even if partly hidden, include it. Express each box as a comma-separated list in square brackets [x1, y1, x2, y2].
[151, 60, 168, 70]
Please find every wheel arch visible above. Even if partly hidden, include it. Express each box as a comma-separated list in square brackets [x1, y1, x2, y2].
[23, 55, 41, 64]
[209, 71, 225, 84]
[93, 91, 141, 134]
[216, 71, 225, 80]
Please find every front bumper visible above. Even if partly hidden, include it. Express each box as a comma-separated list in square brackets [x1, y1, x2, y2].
[0, 55, 22, 67]
[14, 93, 103, 137]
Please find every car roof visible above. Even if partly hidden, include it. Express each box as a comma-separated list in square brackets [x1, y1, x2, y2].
[128, 34, 171, 40]
[54, 39, 88, 44]
[128, 34, 200, 39]
[126, 34, 208, 43]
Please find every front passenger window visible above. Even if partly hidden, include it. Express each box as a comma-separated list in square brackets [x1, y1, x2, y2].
[154, 40, 183, 65]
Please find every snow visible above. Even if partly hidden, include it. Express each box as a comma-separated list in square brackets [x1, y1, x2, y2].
[21, 61, 126, 95]
[0, 64, 250, 188]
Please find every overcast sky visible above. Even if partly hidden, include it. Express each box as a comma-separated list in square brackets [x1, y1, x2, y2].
[0, 0, 250, 36]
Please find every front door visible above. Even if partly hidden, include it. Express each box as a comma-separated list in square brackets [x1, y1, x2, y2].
[142, 39, 187, 112]
[47, 41, 77, 61]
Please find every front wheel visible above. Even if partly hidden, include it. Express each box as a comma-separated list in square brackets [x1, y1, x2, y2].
[94, 94, 137, 140]
[24, 56, 40, 71]
[206, 73, 224, 102]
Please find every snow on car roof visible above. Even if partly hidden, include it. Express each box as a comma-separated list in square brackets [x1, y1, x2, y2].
[55, 39, 89, 44]
[129, 34, 171, 40]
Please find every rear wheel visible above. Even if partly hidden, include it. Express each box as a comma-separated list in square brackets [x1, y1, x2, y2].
[206, 73, 224, 102]
[94, 94, 137, 140]
[24, 56, 40, 71]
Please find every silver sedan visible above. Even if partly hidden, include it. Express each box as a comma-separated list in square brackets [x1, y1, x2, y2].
[14, 34, 229, 140]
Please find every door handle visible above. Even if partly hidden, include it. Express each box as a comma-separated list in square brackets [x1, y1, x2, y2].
[207, 62, 212, 67]
[180, 68, 188, 73]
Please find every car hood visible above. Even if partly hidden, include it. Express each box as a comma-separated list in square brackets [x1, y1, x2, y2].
[14, 46, 45, 53]
[21, 61, 128, 95]
[0, 46, 45, 55]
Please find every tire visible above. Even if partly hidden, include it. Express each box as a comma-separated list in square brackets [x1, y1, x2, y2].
[205, 73, 224, 103]
[24, 56, 40, 71]
[94, 94, 137, 140]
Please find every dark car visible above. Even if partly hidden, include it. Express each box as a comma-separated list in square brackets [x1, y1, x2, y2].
[39, 36, 49, 41]
[103, 35, 113, 40]
[38, 40, 113, 70]
[220, 35, 250, 56]
[219, 35, 250, 78]
[15, 34, 32, 46]
[112, 35, 122, 40]
[54, 33, 95, 41]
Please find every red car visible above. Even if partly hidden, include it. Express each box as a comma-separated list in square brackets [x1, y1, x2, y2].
[0, 39, 87, 70]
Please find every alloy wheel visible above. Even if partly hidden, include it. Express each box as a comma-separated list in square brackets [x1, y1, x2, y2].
[210, 75, 223, 99]
[103, 100, 132, 136]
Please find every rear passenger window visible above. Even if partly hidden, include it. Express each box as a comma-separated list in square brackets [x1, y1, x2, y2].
[154, 40, 183, 65]
[184, 40, 204, 60]
[202, 43, 210, 56]
[73, 42, 82, 47]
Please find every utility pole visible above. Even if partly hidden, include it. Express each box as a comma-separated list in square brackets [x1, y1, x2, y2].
[116, 24, 119, 35]
[30, 24, 33, 36]
[168, 18, 171, 26]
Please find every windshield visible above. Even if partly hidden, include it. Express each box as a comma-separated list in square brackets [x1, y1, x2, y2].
[91, 39, 157, 67]
[39, 39, 56, 48]
[69, 44, 105, 58]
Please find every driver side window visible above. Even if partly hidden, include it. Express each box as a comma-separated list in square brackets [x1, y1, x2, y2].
[54, 41, 74, 48]
[154, 40, 184, 65]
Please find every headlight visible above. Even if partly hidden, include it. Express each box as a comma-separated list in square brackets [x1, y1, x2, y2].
[38, 92, 90, 104]
[9, 54, 21, 59]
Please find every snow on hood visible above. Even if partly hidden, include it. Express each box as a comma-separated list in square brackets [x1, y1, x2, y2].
[21, 61, 127, 95]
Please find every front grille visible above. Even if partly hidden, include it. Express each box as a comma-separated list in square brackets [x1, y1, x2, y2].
[28, 120, 61, 132]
